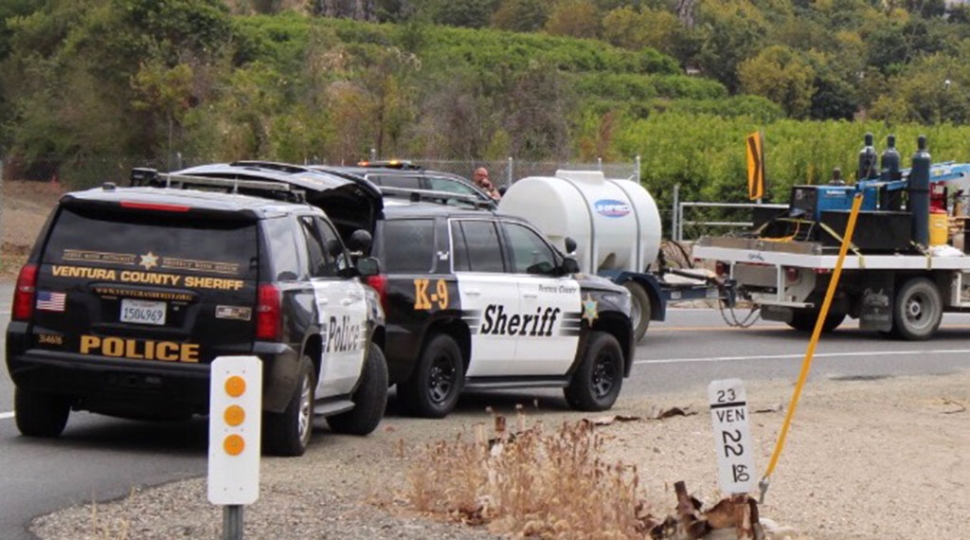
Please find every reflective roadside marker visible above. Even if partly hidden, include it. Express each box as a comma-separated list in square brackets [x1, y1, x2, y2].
[708, 379, 757, 495]
[208, 355, 262, 505]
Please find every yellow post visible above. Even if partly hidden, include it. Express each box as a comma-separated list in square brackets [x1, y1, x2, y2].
[758, 193, 864, 502]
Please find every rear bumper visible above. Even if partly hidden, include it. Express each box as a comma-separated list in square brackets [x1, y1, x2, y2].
[6, 325, 300, 416]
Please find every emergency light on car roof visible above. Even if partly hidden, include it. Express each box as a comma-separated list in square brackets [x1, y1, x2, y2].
[120, 200, 192, 212]
[356, 159, 421, 170]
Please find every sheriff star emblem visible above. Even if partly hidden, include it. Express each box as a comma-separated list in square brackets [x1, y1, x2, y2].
[139, 252, 159, 270]
[581, 293, 598, 326]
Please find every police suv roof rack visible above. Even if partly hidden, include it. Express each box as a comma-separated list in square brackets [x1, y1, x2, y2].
[380, 186, 496, 209]
[129, 168, 306, 203]
[228, 160, 312, 175]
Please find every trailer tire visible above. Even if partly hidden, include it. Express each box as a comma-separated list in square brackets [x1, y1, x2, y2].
[623, 281, 650, 343]
[891, 278, 942, 341]
[787, 310, 845, 333]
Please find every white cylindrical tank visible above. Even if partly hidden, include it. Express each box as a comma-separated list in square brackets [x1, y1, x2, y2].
[498, 170, 662, 274]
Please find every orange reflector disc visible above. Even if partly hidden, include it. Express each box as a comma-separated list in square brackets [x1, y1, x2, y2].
[224, 434, 245, 455]
[224, 405, 245, 426]
[225, 376, 246, 397]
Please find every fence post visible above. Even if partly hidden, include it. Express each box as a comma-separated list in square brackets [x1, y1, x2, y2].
[672, 183, 681, 242]
[370, 148, 377, 161]
[597, 157, 603, 171]
[635, 155, 641, 183]
[507, 156, 513, 186]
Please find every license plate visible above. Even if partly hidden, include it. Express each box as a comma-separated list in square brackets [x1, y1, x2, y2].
[120, 299, 167, 326]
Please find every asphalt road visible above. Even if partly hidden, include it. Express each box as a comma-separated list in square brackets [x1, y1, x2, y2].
[2, 285, 970, 539]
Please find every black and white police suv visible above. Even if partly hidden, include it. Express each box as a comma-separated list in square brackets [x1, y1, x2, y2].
[7, 171, 388, 456]
[370, 195, 636, 418]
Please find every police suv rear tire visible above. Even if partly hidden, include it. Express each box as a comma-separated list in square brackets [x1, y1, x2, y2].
[398, 334, 463, 418]
[263, 356, 316, 457]
[327, 343, 389, 435]
[564, 331, 623, 412]
[14, 387, 70, 438]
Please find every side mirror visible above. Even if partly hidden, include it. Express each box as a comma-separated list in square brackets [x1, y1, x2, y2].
[561, 257, 581, 275]
[498, 185, 508, 196]
[326, 238, 343, 258]
[349, 229, 373, 254]
[564, 237, 578, 255]
[356, 256, 381, 277]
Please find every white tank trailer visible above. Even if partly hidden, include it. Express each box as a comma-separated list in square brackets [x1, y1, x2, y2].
[499, 170, 723, 342]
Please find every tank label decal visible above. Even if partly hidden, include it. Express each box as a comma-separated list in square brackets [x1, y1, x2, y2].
[593, 199, 631, 218]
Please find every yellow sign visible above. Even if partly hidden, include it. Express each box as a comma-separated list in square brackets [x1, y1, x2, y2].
[746, 131, 766, 200]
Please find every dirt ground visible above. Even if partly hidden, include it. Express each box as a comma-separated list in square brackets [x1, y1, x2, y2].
[27, 371, 970, 540]
[1, 179, 63, 275]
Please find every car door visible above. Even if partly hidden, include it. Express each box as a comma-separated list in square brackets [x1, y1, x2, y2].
[451, 218, 519, 377]
[298, 215, 367, 397]
[500, 221, 581, 376]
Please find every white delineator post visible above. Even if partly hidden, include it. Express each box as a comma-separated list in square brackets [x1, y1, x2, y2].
[208, 356, 263, 540]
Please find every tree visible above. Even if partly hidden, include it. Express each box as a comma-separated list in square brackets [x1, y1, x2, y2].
[692, 1, 767, 93]
[491, 0, 549, 32]
[601, 7, 679, 56]
[737, 45, 815, 118]
[544, 0, 598, 39]
[432, 0, 498, 28]
[2, 0, 231, 163]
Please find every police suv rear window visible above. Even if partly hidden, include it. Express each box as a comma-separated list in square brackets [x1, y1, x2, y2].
[43, 207, 257, 280]
[382, 219, 435, 273]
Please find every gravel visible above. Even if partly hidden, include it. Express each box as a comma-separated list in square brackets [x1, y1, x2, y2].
[30, 370, 970, 540]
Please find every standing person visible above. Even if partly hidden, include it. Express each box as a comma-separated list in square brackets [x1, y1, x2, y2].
[472, 167, 501, 201]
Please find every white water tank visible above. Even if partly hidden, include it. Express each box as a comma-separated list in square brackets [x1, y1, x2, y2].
[498, 170, 662, 274]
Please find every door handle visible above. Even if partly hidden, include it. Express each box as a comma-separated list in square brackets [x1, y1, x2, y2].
[466, 288, 481, 296]
[341, 298, 354, 306]
[318, 298, 330, 305]
[523, 292, 538, 298]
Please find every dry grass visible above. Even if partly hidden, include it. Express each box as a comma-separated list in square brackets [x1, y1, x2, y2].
[406, 409, 658, 539]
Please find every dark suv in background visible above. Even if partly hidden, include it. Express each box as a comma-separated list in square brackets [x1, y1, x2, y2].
[311, 161, 497, 208]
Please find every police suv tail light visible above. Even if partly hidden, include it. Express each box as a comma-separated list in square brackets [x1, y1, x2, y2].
[255, 283, 282, 341]
[13, 263, 38, 321]
[365, 274, 389, 312]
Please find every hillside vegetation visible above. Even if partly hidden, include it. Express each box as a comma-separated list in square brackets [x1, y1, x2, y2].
[3, 0, 970, 209]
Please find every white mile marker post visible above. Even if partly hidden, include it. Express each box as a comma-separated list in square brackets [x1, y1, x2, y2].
[208, 356, 262, 540]
[708, 379, 756, 495]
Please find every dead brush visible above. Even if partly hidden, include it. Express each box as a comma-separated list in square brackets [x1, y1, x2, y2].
[406, 411, 656, 539]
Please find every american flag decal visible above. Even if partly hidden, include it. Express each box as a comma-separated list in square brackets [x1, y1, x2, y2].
[36, 291, 67, 312]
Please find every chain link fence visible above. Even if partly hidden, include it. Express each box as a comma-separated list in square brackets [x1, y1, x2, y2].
[0, 156, 641, 275]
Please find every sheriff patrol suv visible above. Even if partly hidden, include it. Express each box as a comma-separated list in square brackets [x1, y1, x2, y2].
[162, 161, 635, 419]
[7, 172, 388, 456]
[371, 196, 635, 418]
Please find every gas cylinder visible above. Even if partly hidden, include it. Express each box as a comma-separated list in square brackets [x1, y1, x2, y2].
[858, 132, 878, 181]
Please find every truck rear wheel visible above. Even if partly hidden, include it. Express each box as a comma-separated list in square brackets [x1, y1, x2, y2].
[326, 343, 388, 436]
[564, 331, 623, 412]
[891, 278, 942, 341]
[623, 281, 650, 343]
[397, 334, 464, 418]
[15, 388, 70, 438]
